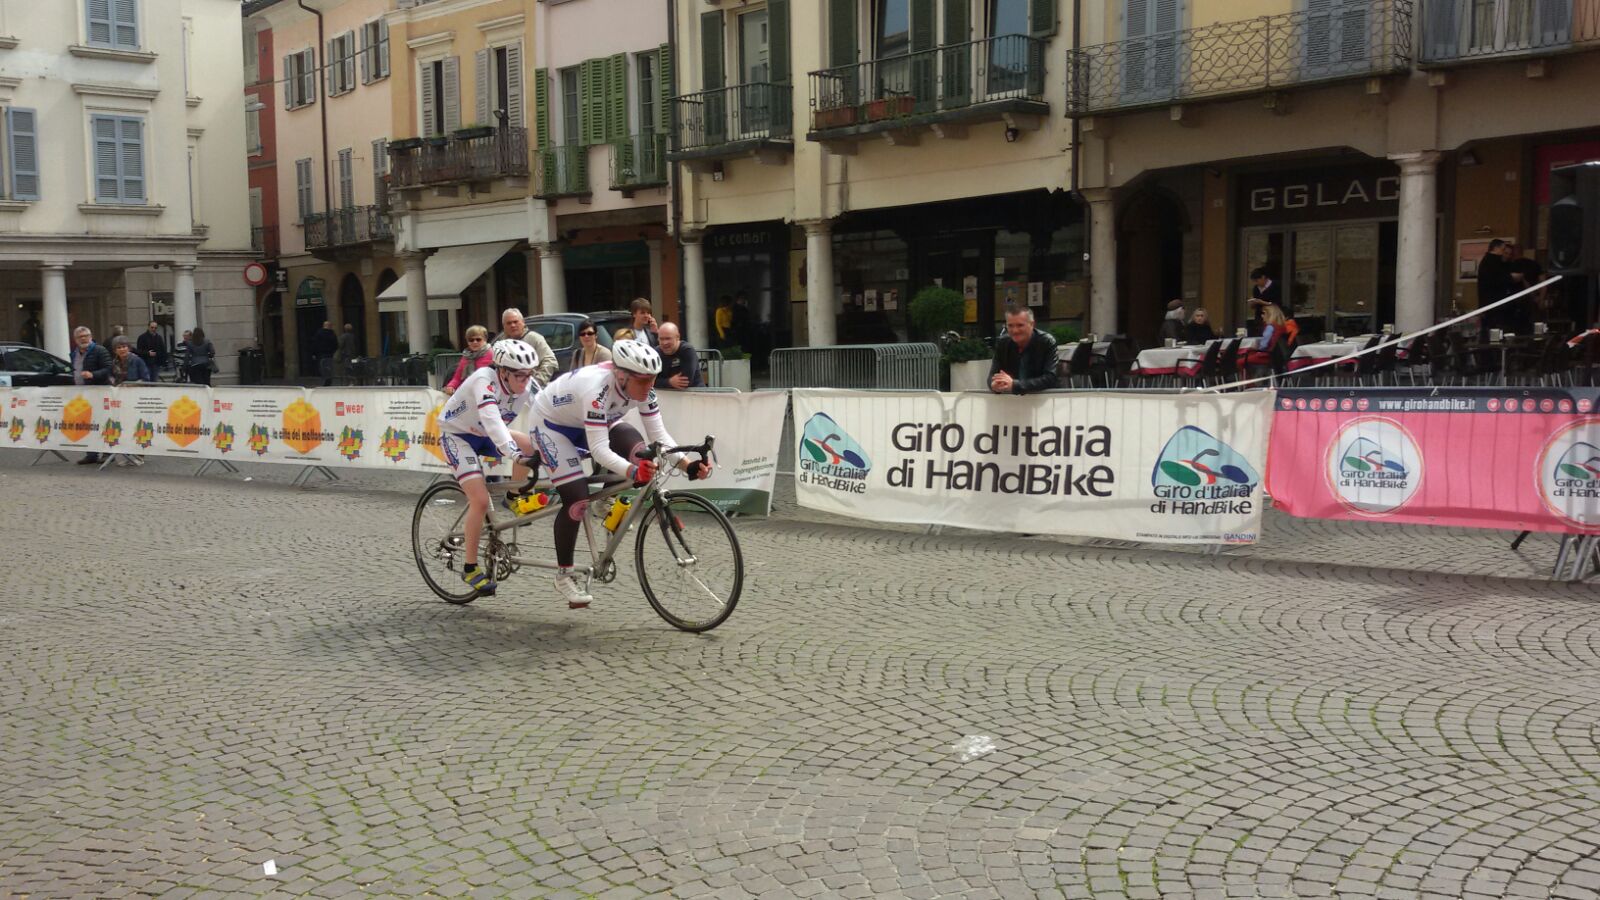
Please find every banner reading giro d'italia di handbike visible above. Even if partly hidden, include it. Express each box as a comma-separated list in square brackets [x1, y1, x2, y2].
[1266, 387, 1600, 534]
[790, 389, 1276, 544]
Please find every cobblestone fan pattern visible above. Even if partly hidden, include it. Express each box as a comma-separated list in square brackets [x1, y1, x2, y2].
[2, 455, 1600, 899]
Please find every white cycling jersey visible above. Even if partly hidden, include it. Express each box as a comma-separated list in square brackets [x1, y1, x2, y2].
[438, 366, 536, 459]
[531, 362, 678, 477]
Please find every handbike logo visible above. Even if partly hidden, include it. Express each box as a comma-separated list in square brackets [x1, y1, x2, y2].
[1326, 416, 1422, 516]
[1150, 426, 1260, 536]
[1537, 419, 1600, 527]
[798, 413, 871, 495]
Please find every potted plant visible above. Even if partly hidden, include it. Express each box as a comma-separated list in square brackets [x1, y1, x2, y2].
[388, 137, 423, 151]
[453, 122, 495, 140]
[865, 94, 916, 121]
[943, 338, 992, 392]
[814, 105, 859, 129]
[713, 346, 752, 391]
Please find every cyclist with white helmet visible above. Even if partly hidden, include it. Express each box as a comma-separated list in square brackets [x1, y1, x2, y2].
[531, 339, 713, 609]
[438, 338, 541, 595]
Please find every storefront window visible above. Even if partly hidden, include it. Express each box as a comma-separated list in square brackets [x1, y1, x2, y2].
[834, 229, 911, 344]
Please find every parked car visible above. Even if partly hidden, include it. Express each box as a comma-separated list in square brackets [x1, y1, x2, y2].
[524, 311, 634, 372]
[0, 342, 74, 387]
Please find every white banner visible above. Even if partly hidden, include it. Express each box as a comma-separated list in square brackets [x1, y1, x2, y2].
[792, 389, 1276, 544]
[654, 390, 788, 515]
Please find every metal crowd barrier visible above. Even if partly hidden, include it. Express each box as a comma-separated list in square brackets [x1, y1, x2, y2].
[769, 343, 940, 390]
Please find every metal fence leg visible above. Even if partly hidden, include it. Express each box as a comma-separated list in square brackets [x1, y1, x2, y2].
[1510, 530, 1531, 551]
[291, 465, 340, 487]
[1553, 534, 1576, 581]
[31, 450, 69, 466]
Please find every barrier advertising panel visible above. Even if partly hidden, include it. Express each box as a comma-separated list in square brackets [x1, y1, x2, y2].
[791, 389, 1276, 544]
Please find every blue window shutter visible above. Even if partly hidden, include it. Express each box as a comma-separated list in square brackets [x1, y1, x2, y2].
[86, 0, 113, 46]
[112, 0, 139, 49]
[118, 117, 145, 203]
[92, 116, 120, 202]
[7, 108, 39, 201]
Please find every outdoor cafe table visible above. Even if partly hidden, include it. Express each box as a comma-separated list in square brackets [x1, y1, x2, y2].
[1132, 337, 1259, 376]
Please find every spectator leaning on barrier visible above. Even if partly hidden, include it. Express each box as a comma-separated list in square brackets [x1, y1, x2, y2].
[989, 306, 1058, 395]
[655, 322, 702, 390]
[445, 325, 494, 392]
[494, 308, 558, 387]
[136, 321, 166, 376]
[569, 318, 613, 372]
[72, 327, 112, 465]
[109, 337, 153, 385]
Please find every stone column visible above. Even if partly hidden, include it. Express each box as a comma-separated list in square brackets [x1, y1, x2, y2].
[41, 264, 70, 358]
[536, 243, 567, 316]
[172, 263, 198, 339]
[1082, 188, 1117, 336]
[401, 249, 431, 355]
[681, 230, 710, 350]
[802, 220, 837, 347]
[1391, 151, 1442, 334]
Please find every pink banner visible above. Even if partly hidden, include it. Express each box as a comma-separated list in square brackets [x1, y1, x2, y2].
[1266, 389, 1600, 534]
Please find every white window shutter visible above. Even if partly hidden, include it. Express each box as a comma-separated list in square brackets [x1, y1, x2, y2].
[475, 49, 490, 126]
[7, 108, 39, 200]
[420, 63, 437, 136]
[443, 56, 461, 133]
[302, 49, 316, 105]
[506, 42, 524, 128]
[343, 33, 356, 92]
[326, 40, 336, 95]
[249, 188, 263, 230]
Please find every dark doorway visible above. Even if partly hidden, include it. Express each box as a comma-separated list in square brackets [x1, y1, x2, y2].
[261, 292, 283, 378]
[296, 304, 326, 377]
[339, 273, 366, 357]
[1117, 188, 1186, 347]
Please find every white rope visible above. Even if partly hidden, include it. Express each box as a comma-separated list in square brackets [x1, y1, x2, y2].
[1198, 275, 1564, 393]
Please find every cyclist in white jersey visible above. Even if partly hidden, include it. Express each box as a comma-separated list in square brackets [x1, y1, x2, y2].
[531, 339, 712, 608]
[438, 339, 540, 596]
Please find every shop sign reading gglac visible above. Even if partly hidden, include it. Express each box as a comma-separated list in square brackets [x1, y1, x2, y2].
[1237, 164, 1401, 227]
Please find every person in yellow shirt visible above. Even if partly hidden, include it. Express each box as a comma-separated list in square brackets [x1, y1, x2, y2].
[714, 294, 734, 348]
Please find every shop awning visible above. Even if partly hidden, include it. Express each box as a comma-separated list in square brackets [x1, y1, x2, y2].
[376, 240, 516, 310]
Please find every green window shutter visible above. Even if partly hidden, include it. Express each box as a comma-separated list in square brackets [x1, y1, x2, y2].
[533, 66, 550, 148]
[606, 53, 628, 142]
[828, 0, 857, 69]
[912, 0, 936, 51]
[769, 0, 791, 84]
[700, 11, 724, 90]
[582, 58, 606, 145]
[943, 0, 970, 104]
[657, 43, 673, 134]
[1031, 0, 1058, 36]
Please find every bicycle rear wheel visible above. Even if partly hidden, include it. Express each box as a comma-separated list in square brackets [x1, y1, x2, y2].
[634, 491, 743, 632]
[413, 481, 488, 604]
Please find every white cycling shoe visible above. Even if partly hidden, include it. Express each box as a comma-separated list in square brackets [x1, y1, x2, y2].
[554, 573, 593, 610]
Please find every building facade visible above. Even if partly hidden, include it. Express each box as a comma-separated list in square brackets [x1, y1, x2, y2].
[252, 0, 401, 377]
[0, 0, 252, 379]
[243, 9, 284, 376]
[1068, 0, 1600, 345]
[670, 0, 1084, 364]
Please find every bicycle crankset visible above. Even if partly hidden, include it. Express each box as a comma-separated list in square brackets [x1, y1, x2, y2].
[592, 558, 618, 584]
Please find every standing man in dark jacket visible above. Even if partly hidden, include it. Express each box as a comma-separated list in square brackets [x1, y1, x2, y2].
[136, 321, 166, 379]
[989, 306, 1059, 395]
[1477, 239, 1514, 337]
[71, 326, 113, 464]
[312, 320, 339, 386]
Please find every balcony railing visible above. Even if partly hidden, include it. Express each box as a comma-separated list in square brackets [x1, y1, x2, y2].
[250, 225, 279, 259]
[533, 144, 590, 198]
[1066, 0, 1412, 116]
[610, 133, 669, 192]
[671, 82, 793, 154]
[1421, 0, 1600, 64]
[303, 205, 393, 250]
[388, 127, 530, 189]
[809, 34, 1046, 132]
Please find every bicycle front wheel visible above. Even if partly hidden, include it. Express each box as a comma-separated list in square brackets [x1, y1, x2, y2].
[413, 481, 488, 604]
[634, 491, 743, 632]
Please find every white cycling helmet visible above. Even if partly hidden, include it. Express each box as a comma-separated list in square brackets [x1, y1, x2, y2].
[491, 338, 539, 372]
[611, 339, 663, 376]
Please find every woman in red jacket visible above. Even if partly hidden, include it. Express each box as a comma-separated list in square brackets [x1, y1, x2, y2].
[444, 325, 493, 392]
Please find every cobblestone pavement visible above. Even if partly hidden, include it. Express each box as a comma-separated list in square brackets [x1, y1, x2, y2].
[2, 453, 1599, 899]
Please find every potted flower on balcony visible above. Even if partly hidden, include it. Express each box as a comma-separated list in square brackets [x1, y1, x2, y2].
[865, 94, 916, 121]
[814, 104, 859, 130]
[388, 137, 423, 151]
[453, 122, 495, 140]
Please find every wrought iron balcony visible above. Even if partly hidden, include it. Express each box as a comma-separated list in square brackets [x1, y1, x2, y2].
[1420, 0, 1600, 65]
[250, 225, 279, 259]
[303, 205, 393, 252]
[669, 82, 793, 162]
[533, 144, 591, 198]
[387, 126, 530, 189]
[610, 133, 669, 193]
[809, 34, 1047, 137]
[1065, 0, 1413, 117]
